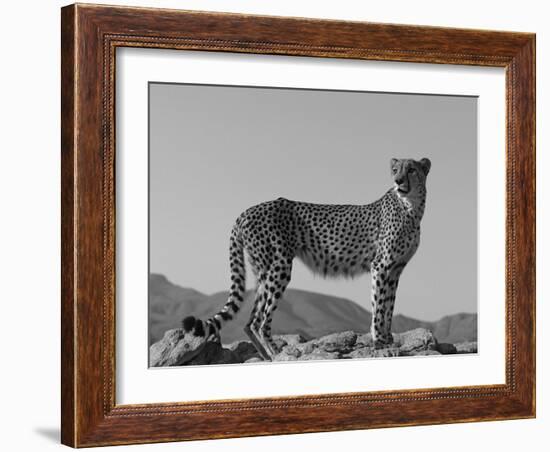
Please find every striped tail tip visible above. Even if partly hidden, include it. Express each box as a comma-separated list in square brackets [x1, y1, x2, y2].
[182, 316, 219, 342]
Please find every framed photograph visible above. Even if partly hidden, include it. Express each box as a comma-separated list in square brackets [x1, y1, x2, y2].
[61, 3, 535, 447]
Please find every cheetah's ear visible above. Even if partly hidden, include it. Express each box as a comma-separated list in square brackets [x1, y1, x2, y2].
[420, 158, 431, 175]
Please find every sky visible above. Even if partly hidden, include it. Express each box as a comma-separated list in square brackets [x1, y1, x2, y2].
[149, 82, 477, 321]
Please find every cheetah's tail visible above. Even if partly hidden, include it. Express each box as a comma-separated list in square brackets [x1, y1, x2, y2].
[181, 224, 246, 342]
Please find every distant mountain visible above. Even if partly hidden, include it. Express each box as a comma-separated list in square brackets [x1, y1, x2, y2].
[149, 273, 477, 345]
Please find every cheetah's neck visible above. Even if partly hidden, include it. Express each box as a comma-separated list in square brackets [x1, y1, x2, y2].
[392, 187, 427, 223]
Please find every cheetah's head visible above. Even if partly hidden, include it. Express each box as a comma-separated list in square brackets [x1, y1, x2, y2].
[390, 158, 431, 195]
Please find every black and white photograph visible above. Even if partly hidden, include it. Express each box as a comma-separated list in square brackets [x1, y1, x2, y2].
[1, 0, 541, 450]
[148, 83, 478, 367]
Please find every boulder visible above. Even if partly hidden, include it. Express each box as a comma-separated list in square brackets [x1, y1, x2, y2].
[312, 331, 357, 351]
[436, 343, 458, 355]
[149, 328, 207, 367]
[226, 340, 259, 362]
[454, 341, 478, 354]
[394, 328, 438, 354]
[186, 342, 241, 366]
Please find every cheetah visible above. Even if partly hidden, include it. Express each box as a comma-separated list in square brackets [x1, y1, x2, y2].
[181, 157, 431, 361]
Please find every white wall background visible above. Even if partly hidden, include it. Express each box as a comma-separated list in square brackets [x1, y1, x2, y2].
[0, 1, 545, 451]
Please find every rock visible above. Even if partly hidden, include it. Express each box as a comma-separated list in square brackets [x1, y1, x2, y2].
[374, 347, 401, 358]
[288, 341, 316, 355]
[313, 331, 357, 351]
[454, 341, 478, 353]
[300, 350, 340, 361]
[436, 343, 457, 355]
[226, 340, 260, 362]
[345, 346, 402, 359]
[149, 327, 454, 366]
[186, 342, 241, 365]
[273, 351, 300, 361]
[356, 333, 374, 347]
[395, 328, 437, 354]
[345, 347, 377, 359]
[414, 350, 442, 356]
[149, 328, 208, 367]
[274, 334, 307, 347]
[244, 357, 264, 364]
[278, 344, 304, 358]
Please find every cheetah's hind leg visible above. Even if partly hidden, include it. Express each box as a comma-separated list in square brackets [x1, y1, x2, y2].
[243, 283, 272, 361]
[244, 324, 271, 361]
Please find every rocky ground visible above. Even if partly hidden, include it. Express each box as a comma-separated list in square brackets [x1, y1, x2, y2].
[149, 327, 478, 367]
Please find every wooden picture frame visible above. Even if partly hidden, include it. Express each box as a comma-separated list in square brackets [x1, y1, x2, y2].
[61, 3, 535, 447]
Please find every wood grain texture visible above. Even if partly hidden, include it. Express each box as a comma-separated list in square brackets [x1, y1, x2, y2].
[60, 3, 536, 447]
[60, 5, 76, 447]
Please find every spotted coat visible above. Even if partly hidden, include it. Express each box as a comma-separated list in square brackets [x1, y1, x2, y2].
[182, 158, 431, 361]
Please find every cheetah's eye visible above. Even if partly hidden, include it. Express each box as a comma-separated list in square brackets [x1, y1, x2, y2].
[392, 168, 397, 174]
[408, 168, 416, 174]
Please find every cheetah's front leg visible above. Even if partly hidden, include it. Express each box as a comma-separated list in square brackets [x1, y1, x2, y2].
[371, 269, 389, 348]
[370, 263, 405, 348]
